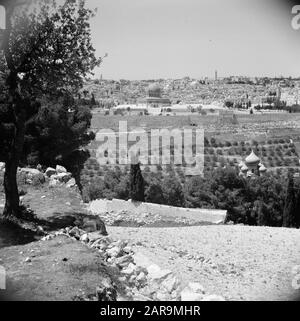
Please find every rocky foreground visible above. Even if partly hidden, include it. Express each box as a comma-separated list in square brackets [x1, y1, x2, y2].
[107, 225, 300, 301]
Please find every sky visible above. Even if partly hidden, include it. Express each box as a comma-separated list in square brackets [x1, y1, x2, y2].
[1, 0, 300, 79]
[85, 0, 300, 80]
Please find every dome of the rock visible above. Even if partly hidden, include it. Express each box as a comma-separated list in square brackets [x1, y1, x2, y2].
[148, 83, 161, 98]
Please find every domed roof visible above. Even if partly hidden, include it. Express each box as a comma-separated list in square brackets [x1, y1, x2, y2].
[241, 164, 248, 172]
[245, 150, 260, 165]
[148, 83, 161, 92]
[148, 83, 161, 98]
[259, 164, 267, 172]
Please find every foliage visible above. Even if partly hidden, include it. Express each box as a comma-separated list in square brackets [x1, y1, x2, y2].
[0, 0, 100, 216]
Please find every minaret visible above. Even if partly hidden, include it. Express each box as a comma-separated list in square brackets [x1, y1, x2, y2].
[215, 70, 218, 81]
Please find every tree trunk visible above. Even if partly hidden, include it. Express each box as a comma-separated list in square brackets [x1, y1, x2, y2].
[2, 108, 26, 219]
[3, 158, 20, 218]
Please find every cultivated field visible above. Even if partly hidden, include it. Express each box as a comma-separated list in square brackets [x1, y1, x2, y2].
[80, 112, 300, 183]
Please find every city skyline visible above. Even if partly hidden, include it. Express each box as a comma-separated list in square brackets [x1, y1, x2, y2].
[87, 0, 300, 80]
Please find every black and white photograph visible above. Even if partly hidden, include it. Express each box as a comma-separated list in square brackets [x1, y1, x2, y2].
[0, 0, 299, 311]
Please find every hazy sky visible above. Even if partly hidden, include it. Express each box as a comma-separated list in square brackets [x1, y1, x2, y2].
[85, 0, 300, 80]
[2, 0, 299, 79]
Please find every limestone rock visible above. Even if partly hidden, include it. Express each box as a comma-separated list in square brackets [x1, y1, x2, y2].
[0, 162, 5, 171]
[202, 294, 225, 301]
[180, 287, 204, 301]
[56, 165, 67, 173]
[66, 178, 76, 188]
[80, 233, 89, 242]
[106, 246, 122, 258]
[147, 264, 173, 281]
[53, 172, 72, 183]
[45, 167, 56, 177]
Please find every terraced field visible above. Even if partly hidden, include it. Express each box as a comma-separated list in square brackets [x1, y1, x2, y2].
[81, 112, 300, 182]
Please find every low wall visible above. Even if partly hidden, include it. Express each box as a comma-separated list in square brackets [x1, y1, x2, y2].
[89, 199, 227, 224]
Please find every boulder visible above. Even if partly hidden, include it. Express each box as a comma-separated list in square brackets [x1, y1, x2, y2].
[133, 252, 153, 269]
[122, 263, 137, 275]
[68, 226, 85, 239]
[106, 246, 122, 258]
[20, 168, 41, 176]
[81, 217, 107, 235]
[0, 162, 5, 171]
[53, 172, 72, 183]
[147, 264, 173, 281]
[66, 178, 76, 188]
[56, 165, 67, 173]
[161, 274, 180, 293]
[80, 233, 89, 242]
[45, 167, 56, 177]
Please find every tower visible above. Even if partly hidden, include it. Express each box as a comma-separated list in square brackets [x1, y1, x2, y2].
[215, 70, 218, 81]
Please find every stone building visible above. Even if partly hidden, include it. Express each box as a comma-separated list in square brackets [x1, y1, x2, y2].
[140, 83, 171, 107]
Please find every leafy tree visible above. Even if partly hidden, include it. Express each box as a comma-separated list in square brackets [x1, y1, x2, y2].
[129, 163, 145, 202]
[114, 174, 130, 200]
[161, 175, 185, 207]
[0, 0, 100, 218]
[145, 177, 165, 204]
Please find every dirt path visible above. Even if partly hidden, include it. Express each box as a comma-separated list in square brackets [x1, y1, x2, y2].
[107, 225, 300, 301]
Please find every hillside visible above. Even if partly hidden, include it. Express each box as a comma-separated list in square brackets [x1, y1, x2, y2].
[108, 225, 300, 301]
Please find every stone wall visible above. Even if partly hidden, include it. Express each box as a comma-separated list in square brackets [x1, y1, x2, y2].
[89, 199, 227, 224]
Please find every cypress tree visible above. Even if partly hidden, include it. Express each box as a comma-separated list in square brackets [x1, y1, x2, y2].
[129, 163, 145, 202]
[283, 174, 297, 227]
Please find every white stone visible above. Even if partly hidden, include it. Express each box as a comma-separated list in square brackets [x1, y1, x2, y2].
[80, 234, 89, 242]
[54, 172, 72, 183]
[147, 264, 173, 281]
[188, 282, 205, 294]
[133, 252, 153, 269]
[180, 287, 204, 301]
[106, 246, 122, 258]
[161, 275, 180, 293]
[0, 162, 5, 171]
[202, 295, 225, 301]
[45, 167, 56, 177]
[136, 272, 146, 282]
[66, 178, 76, 188]
[56, 165, 67, 173]
[122, 263, 137, 275]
